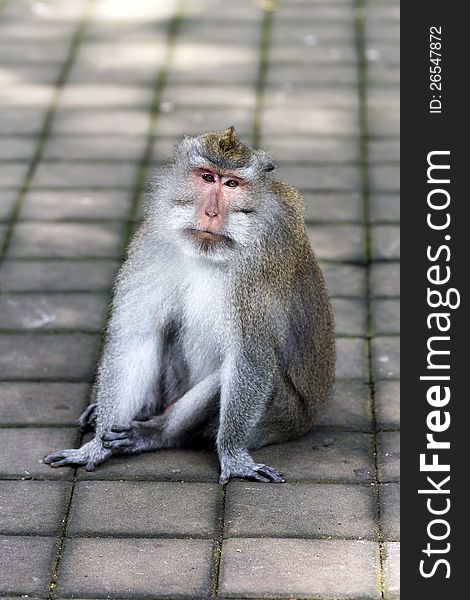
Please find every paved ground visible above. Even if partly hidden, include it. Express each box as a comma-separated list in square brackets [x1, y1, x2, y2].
[0, 0, 399, 598]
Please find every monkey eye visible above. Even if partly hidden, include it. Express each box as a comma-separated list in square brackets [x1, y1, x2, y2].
[202, 173, 215, 183]
[225, 179, 239, 188]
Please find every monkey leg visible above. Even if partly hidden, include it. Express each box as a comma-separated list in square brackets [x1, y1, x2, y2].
[100, 371, 220, 454]
[217, 351, 286, 485]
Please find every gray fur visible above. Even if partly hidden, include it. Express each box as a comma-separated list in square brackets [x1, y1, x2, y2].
[44, 128, 335, 483]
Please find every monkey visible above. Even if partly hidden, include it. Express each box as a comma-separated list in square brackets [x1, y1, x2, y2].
[43, 126, 335, 484]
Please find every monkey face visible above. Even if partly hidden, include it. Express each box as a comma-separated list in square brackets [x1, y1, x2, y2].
[152, 128, 278, 262]
[167, 166, 264, 262]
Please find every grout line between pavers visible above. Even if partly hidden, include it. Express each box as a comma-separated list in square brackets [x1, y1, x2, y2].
[48, 485, 76, 597]
[0, 1, 105, 596]
[0, 0, 97, 267]
[354, 1, 388, 598]
[120, 1, 187, 241]
[209, 5, 279, 594]
[0, 529, 399, 543]
[0, 589, 384, 600]
[209, 486, 226, 596]
[0, 474, 400, 486]
[252, 0, 277, 149]
[45, 1, 189, 597]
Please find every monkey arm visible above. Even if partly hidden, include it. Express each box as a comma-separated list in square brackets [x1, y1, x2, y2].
[44, 238, 169, 470]
[100, 371, 221, 453]
[92, 230, 175, 432]
[216, 347, 285, 484]
[43, 311, 164, 471]
[93, 330, 163, 433]
[43, 309, 165, 471]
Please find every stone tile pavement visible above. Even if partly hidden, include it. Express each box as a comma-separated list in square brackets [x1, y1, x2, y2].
[0, 0, 399, 598]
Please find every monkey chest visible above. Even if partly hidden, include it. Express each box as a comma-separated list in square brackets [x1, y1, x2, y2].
[180, 272, 228, 383]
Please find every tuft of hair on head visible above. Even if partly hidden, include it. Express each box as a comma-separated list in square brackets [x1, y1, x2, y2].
[200, 126, 253, 169]
[175, 127, 276, 177]
[217, 125, 236, 151]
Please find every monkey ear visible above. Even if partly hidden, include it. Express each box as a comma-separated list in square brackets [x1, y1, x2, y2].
[257, 150, 276, 172]
[255, 149, 276, 173]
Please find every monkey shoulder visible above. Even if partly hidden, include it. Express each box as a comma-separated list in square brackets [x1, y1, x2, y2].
[270, 179, 304, 211]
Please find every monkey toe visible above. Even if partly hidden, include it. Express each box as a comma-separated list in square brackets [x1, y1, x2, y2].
[219, 463, 285, 484]
[219, 468, 268, 484]
[49, 458, 75, 468]
[254, 464, 285, 483]
[77, 403, 98, 432]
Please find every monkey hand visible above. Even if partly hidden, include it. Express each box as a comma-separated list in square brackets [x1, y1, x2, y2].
[219, 453, 285, 484]
[77, 402, 98, 432]
[99, 421, 160, 454]
[43, 438, 111, 471]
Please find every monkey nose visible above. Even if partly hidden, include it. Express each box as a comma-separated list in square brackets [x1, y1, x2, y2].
[205, 209, 218, 217]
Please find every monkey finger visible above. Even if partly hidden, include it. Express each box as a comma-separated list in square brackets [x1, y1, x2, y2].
[102, 438, 132, 450]
[110, 424, 132, 433]
[77, 403, 97, 431]
[100, 430, 128, 442]
[85, 461, 96, 472]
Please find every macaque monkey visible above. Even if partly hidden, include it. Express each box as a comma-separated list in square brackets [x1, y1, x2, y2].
[44, 127, 335, 483]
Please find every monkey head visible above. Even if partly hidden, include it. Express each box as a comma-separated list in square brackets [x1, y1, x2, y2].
[156, 127, 277, 262]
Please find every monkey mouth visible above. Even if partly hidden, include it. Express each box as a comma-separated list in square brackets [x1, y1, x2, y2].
[186, 228, 232, 246]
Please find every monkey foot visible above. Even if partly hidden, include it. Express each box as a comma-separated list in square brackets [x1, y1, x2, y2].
[219, 462, 286, 485]
[43, 439, 111, 471]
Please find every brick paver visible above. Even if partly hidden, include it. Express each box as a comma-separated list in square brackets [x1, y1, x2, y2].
[58, 538, 214, 597]
[220, 538, 380, 598]
[0, 0, 399, 597]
